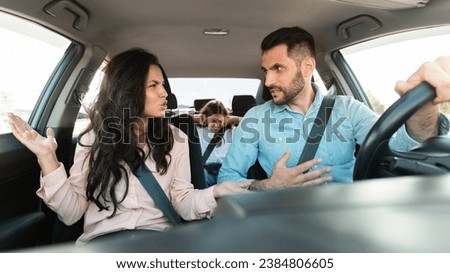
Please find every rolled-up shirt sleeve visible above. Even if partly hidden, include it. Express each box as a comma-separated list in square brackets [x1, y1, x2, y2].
[389, 113, 449, 151]
[36, 139, 91, 225]
[217, 109, 260, 183]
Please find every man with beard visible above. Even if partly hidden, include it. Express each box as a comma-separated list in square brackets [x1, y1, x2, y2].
[217, 26, 450, 190]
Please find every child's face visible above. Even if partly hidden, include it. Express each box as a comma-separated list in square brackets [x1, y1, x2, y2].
[205, 114, 226, 133]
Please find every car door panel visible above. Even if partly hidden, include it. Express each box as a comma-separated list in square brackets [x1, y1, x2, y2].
[0, 134, 43, 250]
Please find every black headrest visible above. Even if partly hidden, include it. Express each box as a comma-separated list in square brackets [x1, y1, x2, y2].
[167, 93, 177, 109]
[158, 64, 172, 97]
[262, 85, 272, 101]
[194, 98, 214, 111]
[232, 95, 256, 116]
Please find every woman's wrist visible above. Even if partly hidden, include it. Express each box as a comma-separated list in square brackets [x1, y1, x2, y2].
[37, 152, 60, 176]
[212, 184, 219, 199]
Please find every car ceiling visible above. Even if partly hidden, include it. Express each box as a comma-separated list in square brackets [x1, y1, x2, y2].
[0, 0, 449, 80]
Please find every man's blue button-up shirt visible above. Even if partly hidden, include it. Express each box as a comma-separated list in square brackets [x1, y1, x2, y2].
[218, 85, 422, 184]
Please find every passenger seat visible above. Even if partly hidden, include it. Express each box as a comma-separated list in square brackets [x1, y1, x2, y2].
[166, 93, 178, 117]
[159, 66, 207, 189]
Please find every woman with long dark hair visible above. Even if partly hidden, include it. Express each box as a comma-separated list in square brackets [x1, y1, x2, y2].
[7, 48, 249, 244]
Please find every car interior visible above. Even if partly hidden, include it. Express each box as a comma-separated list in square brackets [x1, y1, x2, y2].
[1, 0, 450, 252]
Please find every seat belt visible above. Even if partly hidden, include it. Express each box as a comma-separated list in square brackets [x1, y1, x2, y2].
[297, 95, 336, 166]
[135, 164, 182, 226]
[202, 132, 219, 166]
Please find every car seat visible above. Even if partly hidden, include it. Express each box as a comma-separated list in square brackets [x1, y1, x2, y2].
[231, 95, 256, 116]
[193, 98, 214, 113]
[159, 65, 207, 189]
[166, 93, 178, 117]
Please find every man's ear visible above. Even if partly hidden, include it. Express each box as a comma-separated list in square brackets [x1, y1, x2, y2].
[302, 57, 316, 78]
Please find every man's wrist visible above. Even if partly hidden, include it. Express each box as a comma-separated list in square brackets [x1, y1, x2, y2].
[248, 178, 272, 191]
[248, 181, 258, 191]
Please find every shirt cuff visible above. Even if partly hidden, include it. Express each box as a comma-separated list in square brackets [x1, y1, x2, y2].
[439, 113, 449, 135]
[36, 162, 67, 201]
[196, 186, 218, 217]
[391, 125, 420, 152]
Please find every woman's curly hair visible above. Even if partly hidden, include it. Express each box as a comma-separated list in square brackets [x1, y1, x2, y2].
[79, 48, 173, 217]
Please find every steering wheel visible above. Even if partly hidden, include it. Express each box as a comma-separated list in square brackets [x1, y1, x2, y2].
[353, 82, 450, 181]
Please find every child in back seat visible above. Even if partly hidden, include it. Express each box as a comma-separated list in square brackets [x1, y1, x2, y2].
[196, 100, 240, 186]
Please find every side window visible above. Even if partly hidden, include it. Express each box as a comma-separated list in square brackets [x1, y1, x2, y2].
[340, 26, 450, 134]
[0, 11, 71, 134]
[74, 67, 104, 136]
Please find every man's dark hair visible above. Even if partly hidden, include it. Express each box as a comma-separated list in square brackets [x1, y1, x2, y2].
[261, 26, 316, 59]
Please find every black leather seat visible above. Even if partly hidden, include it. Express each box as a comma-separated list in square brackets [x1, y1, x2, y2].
[159, 65, 207, 189]
[262, 85, 272, 101]
[231, 95, 256, 116]
[0, 212, 46, 250]
[167, 93, 178, 109]
[169, 114, 207, 189]
[166, 93, 178, 117]
[193, 98, 214, 113]
[246, 160, 267, 179]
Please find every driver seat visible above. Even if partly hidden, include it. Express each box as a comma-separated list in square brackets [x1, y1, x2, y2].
[159, 65, 207, 189]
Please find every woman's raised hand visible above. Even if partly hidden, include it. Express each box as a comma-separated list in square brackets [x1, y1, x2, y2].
[8, 113, 58, 156]
[7, 113, 60, 175]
